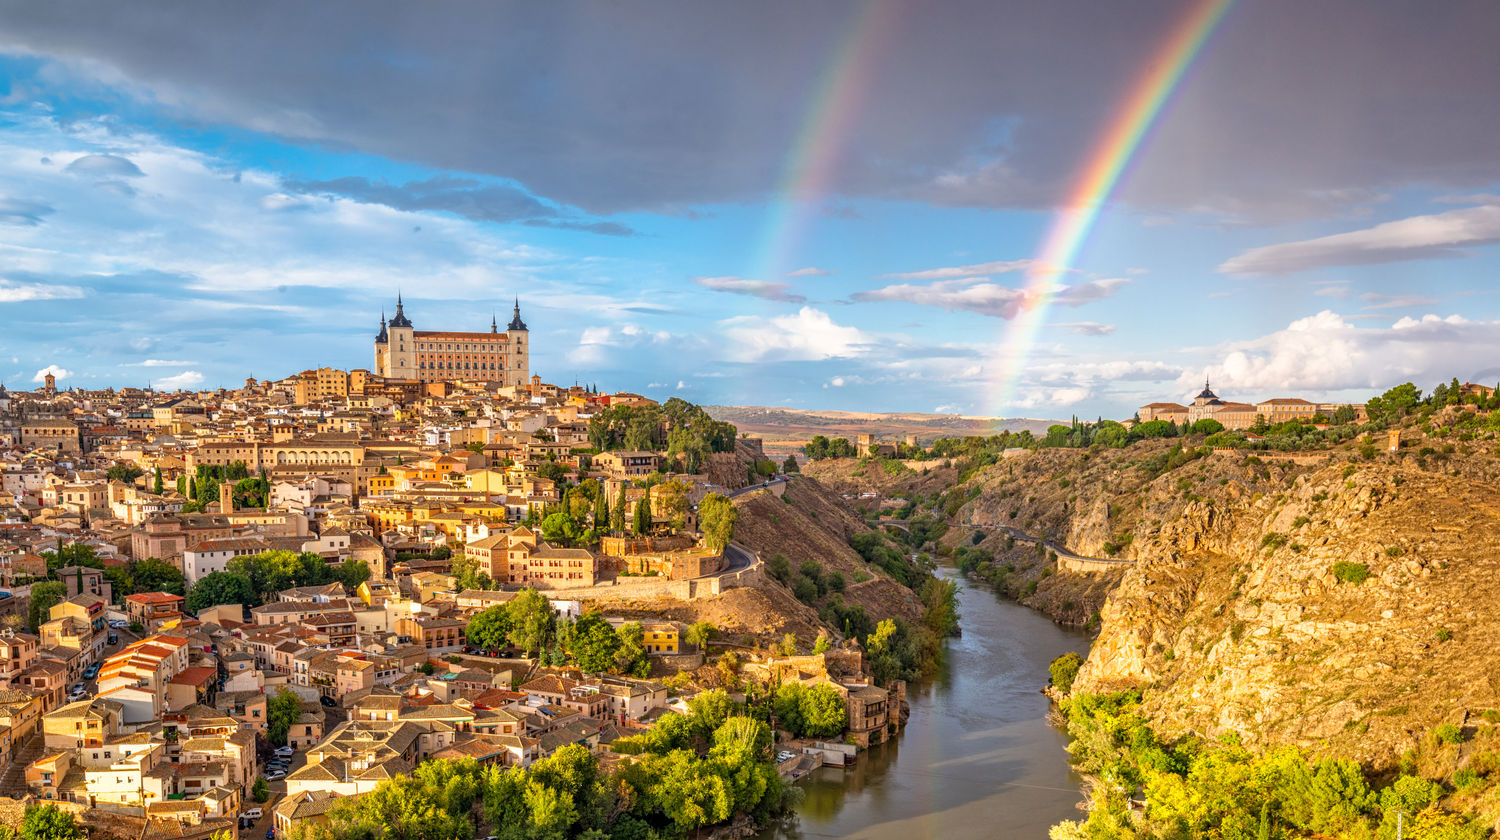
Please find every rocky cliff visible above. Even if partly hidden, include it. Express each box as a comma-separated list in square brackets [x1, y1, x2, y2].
[808, 422, 1500, 770]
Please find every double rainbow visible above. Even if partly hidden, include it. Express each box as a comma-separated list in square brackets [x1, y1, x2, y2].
[989, 0, 1235, 417]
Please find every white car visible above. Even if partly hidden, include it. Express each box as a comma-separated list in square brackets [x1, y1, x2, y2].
[264, 770, 286, 781]
[273, 746, 294, 758]
[240, 808, 263, 820]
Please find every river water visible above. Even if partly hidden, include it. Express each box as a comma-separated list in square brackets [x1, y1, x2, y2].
[759, 566, 1092, 840]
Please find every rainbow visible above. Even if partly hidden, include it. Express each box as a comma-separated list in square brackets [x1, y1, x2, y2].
[748, 2, 904, 283]
[988, 0, 1234, 418]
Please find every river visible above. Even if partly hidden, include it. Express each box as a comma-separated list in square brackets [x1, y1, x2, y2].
[759, 566, 1092, 839]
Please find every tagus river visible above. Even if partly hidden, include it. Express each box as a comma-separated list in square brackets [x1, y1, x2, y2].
[759, 565, 1092, 839]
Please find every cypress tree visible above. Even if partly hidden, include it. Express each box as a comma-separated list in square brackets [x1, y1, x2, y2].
[153, 467, 163, 495]
[610, 486, 627, 533]
[633, 493, 652, 536]
[594, 490, 608, 529]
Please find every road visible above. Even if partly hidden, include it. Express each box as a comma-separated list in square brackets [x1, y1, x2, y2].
[718, 543, 754, 575]
[725, 476, 788, 498]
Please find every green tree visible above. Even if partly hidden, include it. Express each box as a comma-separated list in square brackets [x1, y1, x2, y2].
[466, 604, 512, 652]
[610, 485, 627, 533]
[184, 571, 253, 614]
[1049, 652, 1083, 694]
[632, 493, 652, 536]
[20, 803, 83, 840]
[799, 683, 848, 738]
[1367, 382, 1421, 423]
[781, 455, 799, 473]
[106, 463, 144, 484]
[593, 489, 608, 530]
[698, 492, 737, 552]
[267, 688, 302, 747]
[684, 620, 717, 650]
[252, 776, 269, 803]
[336, 557, 372, 591]
[687, 688, 736, 738]
[654, 479, 691, 529]
[131, 557, 186, 595]
[152, 467, 164, 495]
[506, 588, 555, 658]
[570, 611, 620, 674]
[27, 581, 66, 631]
[614, 621, 650, 677]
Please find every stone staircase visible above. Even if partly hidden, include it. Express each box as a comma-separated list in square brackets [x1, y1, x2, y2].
[0, 731, 43, 798]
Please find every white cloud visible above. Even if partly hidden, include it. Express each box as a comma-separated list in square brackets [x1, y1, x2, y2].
[852, 277, 1127, 319]
[1048, 321, 1116, 336]
[880, 259, 1032, 280]
[154, 370, 205, 390]
[828, 376, 846, 387]
[32, 364, 71, 382]
[785, 267, 831, 277]
[694, 275, 806, 303]
[138, 359, 195, 367]
[1361, 292, 1438, 310]
[1220, 205, 1500, 275]
[1186, 309, 1500, 396]
[0, 278, 85, 303]
[720, 307, 873, 363]
[675, 381, 687, 390]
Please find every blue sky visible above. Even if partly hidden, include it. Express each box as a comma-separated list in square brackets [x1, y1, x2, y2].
[2, 2, 1500, 420]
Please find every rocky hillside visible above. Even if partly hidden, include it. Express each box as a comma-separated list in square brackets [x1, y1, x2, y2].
[808, 411, 1500, 774]
[730, 476, 926, 632]
[1076, 458, 1500, 769]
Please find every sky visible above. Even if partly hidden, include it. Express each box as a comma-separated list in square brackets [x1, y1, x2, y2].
[1, 1, 1500, 420]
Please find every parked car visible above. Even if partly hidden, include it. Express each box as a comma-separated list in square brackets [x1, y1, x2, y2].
[240, 808, 263, 820]
[776, 751, 797, 763]
[273, 745, 294, 758]
[239, 818, 252, 830]
[107, 634, 118, 646]
[82, 663, 100, 680]
[108, 619, 127, 629]
[319, 695, 336, 707]
[264, 770, 286, 781]
[266, 829, 276, 840]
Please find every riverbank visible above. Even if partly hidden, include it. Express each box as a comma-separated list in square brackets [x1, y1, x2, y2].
[758, 564, 1091, 839]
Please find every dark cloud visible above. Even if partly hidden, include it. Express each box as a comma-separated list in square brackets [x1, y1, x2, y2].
[0, 197, 55, 225]
[521, 218, 635, 236]
[3, 2, 1496, 219]
[64, 153, 144, 177]
[694, 276, 807, 303]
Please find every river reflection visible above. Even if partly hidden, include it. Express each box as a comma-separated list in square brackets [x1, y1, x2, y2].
[759, 565, 1091, 839]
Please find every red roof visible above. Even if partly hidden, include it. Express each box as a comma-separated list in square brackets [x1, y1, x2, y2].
[168, 666, 218, 686]
[126, 592, 185, 605]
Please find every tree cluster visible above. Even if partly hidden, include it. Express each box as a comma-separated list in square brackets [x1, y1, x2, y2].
[184, 550, 370, 613]
[1053, 691, 1488, 840]
[295, 706, 790, 840]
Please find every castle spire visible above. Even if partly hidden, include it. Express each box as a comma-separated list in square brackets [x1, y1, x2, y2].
[507, 297, 528, 331]
[492, 312, 497, 333]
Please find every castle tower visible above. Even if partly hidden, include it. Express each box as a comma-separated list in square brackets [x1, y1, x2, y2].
[219, 480, 236, 514]
[43, 372, 56, 398]
[384, 294, 416, 379]
[506, 298, 530, 389]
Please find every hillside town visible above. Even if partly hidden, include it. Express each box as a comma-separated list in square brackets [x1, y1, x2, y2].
[0, 301, 909, 840]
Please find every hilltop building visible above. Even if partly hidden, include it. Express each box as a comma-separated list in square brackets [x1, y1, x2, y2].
[1138, 379, 1366, 430]
[374, 296, 530, 388]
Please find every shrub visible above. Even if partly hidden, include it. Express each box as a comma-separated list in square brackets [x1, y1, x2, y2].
[1435, 723, 1464, 745]
[1384, 545, 1403, 557]
[1435, 628, 1452, 642]
[1331, 561, 1370, 585]
[1049, 652, 1082, 694]
[1261, 532, 1289, 552]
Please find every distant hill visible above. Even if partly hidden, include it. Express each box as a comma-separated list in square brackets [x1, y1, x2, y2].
[704, 405, 1061, 457]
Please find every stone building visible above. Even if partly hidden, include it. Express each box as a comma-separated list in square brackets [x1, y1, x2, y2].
[374, 295, 530, 388]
